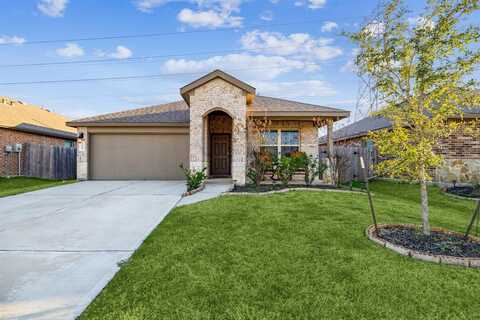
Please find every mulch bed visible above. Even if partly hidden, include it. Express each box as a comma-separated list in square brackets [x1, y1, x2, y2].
[377, 225, 480, 258]
[232, 184, 342, 193]
[445, 186, 480, 199]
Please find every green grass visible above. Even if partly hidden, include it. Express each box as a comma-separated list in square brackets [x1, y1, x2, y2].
[80, 181, 480, 320]
[0, 176, 74, 197]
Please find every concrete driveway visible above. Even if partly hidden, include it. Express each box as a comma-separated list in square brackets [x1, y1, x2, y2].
[0, 180, 186, 320]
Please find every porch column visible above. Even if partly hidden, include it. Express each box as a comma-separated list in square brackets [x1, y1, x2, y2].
[77, 127, 89, 180]
[326, 119, 335, 184]
[189, 113, 204, 172]
[231, 117, 247, 185]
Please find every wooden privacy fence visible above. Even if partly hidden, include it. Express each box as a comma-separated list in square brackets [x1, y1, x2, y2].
[23, 143, 76, 180]
[319, 145, 377, 183]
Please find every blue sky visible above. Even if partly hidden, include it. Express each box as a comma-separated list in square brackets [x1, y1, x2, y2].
[0, 0, 475, 122]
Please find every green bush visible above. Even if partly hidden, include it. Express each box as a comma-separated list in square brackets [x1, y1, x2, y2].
[247, 150, 272, 189]
[179, 164, 207, 192]
[300, 154, 327, 186]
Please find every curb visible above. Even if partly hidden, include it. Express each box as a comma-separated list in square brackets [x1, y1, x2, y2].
[366, 224, 480, 268]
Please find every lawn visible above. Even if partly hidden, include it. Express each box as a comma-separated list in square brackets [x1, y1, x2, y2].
[0, 176, 74, 197]
[80, 181, 480, 320]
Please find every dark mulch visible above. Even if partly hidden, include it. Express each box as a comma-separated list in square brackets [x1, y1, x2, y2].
[378, 226, 480, 258]
[232, 184, 342, 193]
[446, 186, 480, 199]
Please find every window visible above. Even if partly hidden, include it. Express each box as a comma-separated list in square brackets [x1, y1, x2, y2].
[260, 130, 299, 158]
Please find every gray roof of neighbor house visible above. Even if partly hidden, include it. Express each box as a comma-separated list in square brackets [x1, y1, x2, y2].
[319, 106, 480, 144]
[67, 96, 350, 127]
[14, 123, 77, 140]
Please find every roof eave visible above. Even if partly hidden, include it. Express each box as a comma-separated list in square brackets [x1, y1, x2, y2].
[249, 111, 350, 119]
[66, 121, 190, 128]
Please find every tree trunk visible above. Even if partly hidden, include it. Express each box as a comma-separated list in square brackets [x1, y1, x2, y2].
[419, 166, 431, 235]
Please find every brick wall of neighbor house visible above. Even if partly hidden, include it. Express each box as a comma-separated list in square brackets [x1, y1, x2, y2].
[435, 120, 480, 183]
[189, 78, 247, 185]
[0, 127, 70, 177]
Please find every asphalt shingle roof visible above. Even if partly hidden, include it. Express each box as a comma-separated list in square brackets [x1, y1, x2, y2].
[68, 96, 349, 126]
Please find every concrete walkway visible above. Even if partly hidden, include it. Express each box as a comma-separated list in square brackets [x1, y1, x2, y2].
[0, 181, 186, 320]
[177, 179, 233, 206]
[0, 179, 232, 320]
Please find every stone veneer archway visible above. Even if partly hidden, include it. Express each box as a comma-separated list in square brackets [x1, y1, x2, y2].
[188, 78, 247, 185]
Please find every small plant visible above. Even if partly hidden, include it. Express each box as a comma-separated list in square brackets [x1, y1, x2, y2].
[179, 164, 207, 192]
[247, 150, 272, 189]
[300, 154, 327, 186]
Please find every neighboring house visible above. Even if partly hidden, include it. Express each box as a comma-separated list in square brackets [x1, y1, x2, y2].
[319, 110, 480, 183]
[67, 70, 350, 184]
[0, 97, 77, 177]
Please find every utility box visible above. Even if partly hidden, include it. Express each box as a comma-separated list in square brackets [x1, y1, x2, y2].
[5, 145, 13, 153]
[14, 144, 22, 153]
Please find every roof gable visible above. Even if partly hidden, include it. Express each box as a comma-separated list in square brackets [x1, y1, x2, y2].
[180, 70, 256, 105]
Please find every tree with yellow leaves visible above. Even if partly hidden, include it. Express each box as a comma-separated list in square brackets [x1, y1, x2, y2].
[349, 0, 480, 235]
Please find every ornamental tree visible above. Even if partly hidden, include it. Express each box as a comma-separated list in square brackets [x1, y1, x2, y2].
[349, 0, 480, 234]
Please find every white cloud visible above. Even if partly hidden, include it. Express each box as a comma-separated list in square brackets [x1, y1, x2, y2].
[341, 48, 360, 73]
[259, 10, 273, 21]
[408, 16, 435, 30]
[270, 0, 280, 3]
[37, 0, 69, 17]
[321, 21, 338, 32]
[308, 0, 326, 9]
[56, 43, 84, 58]
[94, 46, 133, 59]
[362, 20, 385, 37]
[161, 53, 314, 80]
[110, 46, 133, 59]
[135, 0, 244, 29]
[254, 80, 336, 98]
[294, 0, 326, 9]
[0, 35, 26, 45]
[178, 8, 242, 28]
[240, 30, 342, 61]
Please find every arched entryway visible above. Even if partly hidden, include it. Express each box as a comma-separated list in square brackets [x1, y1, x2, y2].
[207, 110, 232, 177]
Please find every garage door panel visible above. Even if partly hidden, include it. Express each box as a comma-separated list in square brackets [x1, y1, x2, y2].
[89, 134, 189, 180]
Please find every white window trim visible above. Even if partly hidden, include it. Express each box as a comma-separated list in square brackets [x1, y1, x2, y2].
[261, 129, 300, 158]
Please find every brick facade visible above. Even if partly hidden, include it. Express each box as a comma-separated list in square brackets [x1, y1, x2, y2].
[0, 127, 71, 177]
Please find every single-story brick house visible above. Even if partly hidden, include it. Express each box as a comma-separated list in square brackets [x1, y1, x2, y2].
[1, 96, 77, 177]
[67, 70, 350, 184]
[319, 110, 480, 183]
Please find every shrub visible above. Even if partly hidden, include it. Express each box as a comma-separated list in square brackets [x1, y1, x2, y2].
[275, 156, 301, 187]
[179, 164, 207, 192]
[247, 150, 272, 189]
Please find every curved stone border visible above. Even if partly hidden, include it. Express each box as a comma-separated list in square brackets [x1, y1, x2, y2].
[441, 190, 479, 201]
[181, 182, 205, 197]
[223, 187, 367, 196]
[366, 224, 480, 268]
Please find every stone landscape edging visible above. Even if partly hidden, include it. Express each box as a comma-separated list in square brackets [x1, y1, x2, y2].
[366, 224, 480, 268]
[223, 187, 367, 196]
[441, 190, 479, 201]
[181, 182, 205, 197]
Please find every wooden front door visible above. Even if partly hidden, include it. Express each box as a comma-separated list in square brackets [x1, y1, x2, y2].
[210, 134, 231, 176]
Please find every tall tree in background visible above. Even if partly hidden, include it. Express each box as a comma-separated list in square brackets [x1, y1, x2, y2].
[349, 0, 480, 235]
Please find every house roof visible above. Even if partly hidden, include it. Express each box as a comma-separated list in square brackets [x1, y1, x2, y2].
[249, 96, 350, 118]
[68, 96, 350, 127]
[0, 96, 77, 138]
[319, 106, 480, 144]
[180, 69, 256, 105]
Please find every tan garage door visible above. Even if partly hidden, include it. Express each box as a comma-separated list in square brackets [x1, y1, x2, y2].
[89, 133, 189, 180]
